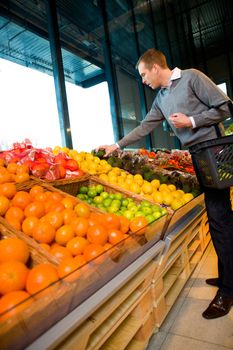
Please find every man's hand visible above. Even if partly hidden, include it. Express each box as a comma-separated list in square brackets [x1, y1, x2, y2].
[95, 144, 119, 157]
[169, 113, 192, 128]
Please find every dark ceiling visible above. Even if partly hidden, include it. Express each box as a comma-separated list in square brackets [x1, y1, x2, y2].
[0, 0, 233, 86]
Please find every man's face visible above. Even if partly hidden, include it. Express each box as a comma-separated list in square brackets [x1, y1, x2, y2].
[138, 61, 160, 89]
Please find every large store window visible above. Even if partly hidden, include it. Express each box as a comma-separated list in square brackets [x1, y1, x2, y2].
[0, 58, 61, 149]
[0, 58, 114, 151]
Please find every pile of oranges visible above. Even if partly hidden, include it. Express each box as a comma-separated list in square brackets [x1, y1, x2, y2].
[0, 237, 60, 320]
[0, 171, 151, 320]
[0, 160, 30, 184]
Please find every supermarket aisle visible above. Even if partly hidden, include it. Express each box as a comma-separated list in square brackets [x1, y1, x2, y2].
[147, 242, 233, 350]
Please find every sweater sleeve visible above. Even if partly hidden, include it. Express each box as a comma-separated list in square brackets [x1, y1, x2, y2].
[190, 69, 231, 128]
[117, 102, 164, 148]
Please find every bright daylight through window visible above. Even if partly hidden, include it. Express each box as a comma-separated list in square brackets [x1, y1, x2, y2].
[0, 58, 114, 151]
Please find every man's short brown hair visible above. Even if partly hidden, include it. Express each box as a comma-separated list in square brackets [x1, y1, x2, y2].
[136, 49, 168, 70]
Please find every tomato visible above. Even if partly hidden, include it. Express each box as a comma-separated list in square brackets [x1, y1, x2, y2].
[32, 163, 50, 177]
[58, 165, 66, 178]
[65, 159, 79, 171]
[54, 156, 67, 168]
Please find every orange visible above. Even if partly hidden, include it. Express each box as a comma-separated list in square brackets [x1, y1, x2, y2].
[16, 164, 30, 174]
[44, 199, 57, 213]
[61, 197, 77, 210]
[6, 163, 18, 174]
[22, 216, 40, 236]
[73, 254, 86, 266]
[66, 236, 89, 256]
[83, 243, 105, 262]
[7, 218, 22, 231]
[0, 182, 17, 199]
[24, 201, 45, 218]
[34, 192, 49, 202]
[50, 244, 72, 260]
[55, 225, 75, 246]
[102, 213, 120, 230]
[15, 173, 30, 183]
[29, 185, 45, 198]
[88, 217, 101, 227]
[57, 257, 83, 281]
[129, 216, 148, 235]
[0, 170, 11, 184]
[33, 222, 56, 244]
[62, 208, 76, 224]
[47, 192, 64, 202]
[44, 211, 64, 229]
[0, 195, 10, 216]
[0, 260, 29, 295]
[108, 229, 125, 245]
[0, 237, 29, 264]
[26, 263, 59, 295]
[74, 203, 90, 218]
[12, 191, 32, 210]
[119, 216, 130, 234]
[71, 217, 89, 237]
[87, 224, 108, 245]
[48, 201, 65, 213]
[5, 206, 25, 223]
[0, 290, 32, 321]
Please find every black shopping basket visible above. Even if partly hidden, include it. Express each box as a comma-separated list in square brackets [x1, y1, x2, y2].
[190, 101, 233, 189]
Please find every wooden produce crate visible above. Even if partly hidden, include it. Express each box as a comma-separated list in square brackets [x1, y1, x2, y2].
[54, 261, 158, 350]
[39, 173, 90, 194]
[199, 212, 210, 250]
[151, 210, 208, 327]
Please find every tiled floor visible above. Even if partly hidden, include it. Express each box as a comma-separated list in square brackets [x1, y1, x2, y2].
[146, 242, 233, 350]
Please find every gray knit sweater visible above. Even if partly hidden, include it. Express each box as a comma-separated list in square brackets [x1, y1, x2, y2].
[118, 68, 231, 148]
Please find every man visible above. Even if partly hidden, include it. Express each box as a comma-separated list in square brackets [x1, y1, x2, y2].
[98, 48, 233, 319]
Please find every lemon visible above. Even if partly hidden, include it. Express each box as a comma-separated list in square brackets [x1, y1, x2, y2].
[176, 189, 185, 195]
[93, 156, 100, 163]
[120, 171, 127, 178]
[152, 191, 163, 204]
[162, 192, 173, 205]
[172, 190, 182, 199]
[159, 184, 169, 192]
[103, 164, 112, 172]
[182, 193, 194, 203]
[151, 179, 160, 189]
[134, 175, 144, 186]
[99, 159, 108, 166]
[141, 182, 153, 194]
[129, 183, 141, 194]
[85, 153, 94, 161]
[168, 184, 176, 192]
[99, 174, 108, 182]
[125, 178, 134, 186]
[127, 174, 134, 180]
[171, 198, 184, 210]
[108, 177, 118, 184]
[111, 167, 121, 175]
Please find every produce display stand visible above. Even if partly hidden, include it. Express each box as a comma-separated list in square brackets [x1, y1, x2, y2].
[19, 194, 210, 350]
